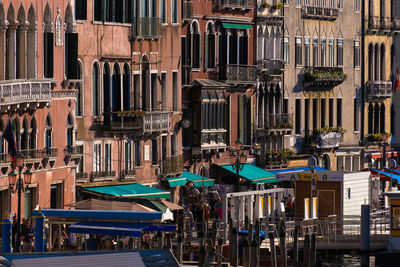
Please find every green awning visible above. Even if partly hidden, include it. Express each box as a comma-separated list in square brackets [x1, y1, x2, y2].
[178, 171, 215, 188]
[83, 184, 170, 199]
[222, 23, 252, 30]
[166, 177, 187, 187]
[220, 164, 278, 184]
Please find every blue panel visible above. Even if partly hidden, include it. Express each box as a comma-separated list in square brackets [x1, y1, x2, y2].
[32, 209, 163, 220]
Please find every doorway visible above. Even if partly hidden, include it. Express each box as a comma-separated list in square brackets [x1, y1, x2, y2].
[50, 183, 63, 209]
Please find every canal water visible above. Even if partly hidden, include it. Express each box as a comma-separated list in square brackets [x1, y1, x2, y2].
[320, 252, 375, 266]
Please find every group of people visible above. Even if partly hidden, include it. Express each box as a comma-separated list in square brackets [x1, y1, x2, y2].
[11, 216, 34, 252]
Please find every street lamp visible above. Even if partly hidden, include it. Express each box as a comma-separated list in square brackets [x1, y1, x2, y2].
[231, 140, 247, 192]
[8, 154, 32, 252]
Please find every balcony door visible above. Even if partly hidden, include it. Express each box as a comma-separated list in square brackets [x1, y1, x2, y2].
[50, 183, 63, 209]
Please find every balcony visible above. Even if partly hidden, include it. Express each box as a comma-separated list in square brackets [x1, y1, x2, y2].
[160, 155, 184, 176]
[302, 6, 339, 21]
[90, 171, 116, 182]
[200, 130, 227, 151]
[102, 111, 170, 134]
[0, 153, 11, 168]
[19, 149, 44, 164]
[76, 172, 88, 183]
[259, 113, 293, 133]
[133, 17, 161, 39]
[182, 1, 193, 21]
[219, 0, 254, 10]
[122, 169, 136, 180]
[303, 67, 347, 89]
[368, 16, 396, 33]
[257, 59, 284, 76]
[218, 64, 257, 84]
[393, 18, 400, 32]
[64, 145, 83, 159]
[257, 3, 284, 25]
[366, 81, 392, 99]
[305, 129, 344, 149]
[42, 147, 58, 158]
[0, 78, 54, 113]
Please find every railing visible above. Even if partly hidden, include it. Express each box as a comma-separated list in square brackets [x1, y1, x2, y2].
[42, 147, 58, 158]
[76, 172, 88, 179]
[102, 111, 170, 133]
[19, 149, 44, 160]
[182, 1, 193, 20]
[259, 113, 293, 130]
[305, 132, 343, 149]
[0, 78, 53, 106]
[219, 0, 254, 9]
[160, 155, 184, 176]
[393, 18, 400, 31]
[366, 81, 392, 98]
[133, 17, 161, 39]
[122, 169, 136, 178]
[201, 130, 227, 147]
[218, 64, 257, 83]
[368, 16, 395, 32]
[257, 59, 284, 75]
[0, 153, 11, 164]
[64, 145, 84, 156]
[302, 6, 339, 20]
[303, 66, 346, 88]
[90, 171, 116, 181]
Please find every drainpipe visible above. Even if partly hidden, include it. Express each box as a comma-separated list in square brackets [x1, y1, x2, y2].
[360, 0, 365, 145]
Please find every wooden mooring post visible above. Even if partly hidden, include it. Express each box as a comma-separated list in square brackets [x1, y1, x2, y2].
[217, 238, 223, 267]
[279, 220, 287, 267]
[310, 233, 316, 267]
[250, 239, 259, 267]
[303, 234, 311, 267]
[269, 232, 277, 267]
[293, 224, 299, 267]
[242, 239, 250, 267]
[199, 245, 206, 267]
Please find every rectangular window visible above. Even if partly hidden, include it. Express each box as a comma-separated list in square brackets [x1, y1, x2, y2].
[172, 0, 178, 23]
[296, 0, 302, 6]
[338, 0, 343, 8]
[321, 98, 326, 128]
[305, 0, 310, 5]
[328, 39, 334, 67]
[135, 141, 141, 166]
[354, 0, 360, 11]
[162, 135, 167, 160]
[305, 38, 310, 66]
[312, 98, 318, 129]
[133, 74, 140, 110]
[75, 0, 87, 20]
[337, 98, 342, 127]
[354, 41, 360, 68]
[337, 39, 343, 66]
[283, 37, 289, 64]
[295, 99, 301, 134]
[329, 0, 334, 7]
[321, 39, 326, 67]
[152, 139, 158, 165]
[93, 144, 101, 172]
[125, 142, 132, 170]
[65, 33, 79, 79]
[161, 72, 167, 110]
[104, 143, 112, 172]
[161, 0, 166, 23]
[93, 0, 102, 21]
[329, 98, 334, 127]
[304, 99, 310, 134]
[171, 134, 177, 156]
[283, 99, 289, 114]
[295, 37, 302, 66]
[151, 73, 158, 110]
[172, 72, 178, 111]
[354, 98, 359, 131]
[44, 32, 54, 78]
[312, 38, 318, 66]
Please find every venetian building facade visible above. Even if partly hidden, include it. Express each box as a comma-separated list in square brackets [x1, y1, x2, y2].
[281, 0, 362, 171]
[0, 0, 79, 227]
[74, 0, 182, 198]
[181, 0, 256, 178]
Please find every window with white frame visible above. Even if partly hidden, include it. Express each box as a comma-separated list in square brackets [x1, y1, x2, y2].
[93, 143, 101, 172]
[321, 38, 326, 66]
[295, 37, 302, 66]
[354, 0, 360, 11]
[161, 0, 167, 23]
[125, 141, 133, 170]
[354, 41, 360, 68]
[305, 38, 310, 66]
[283, 37, 289, 64]
[337, 39, 343, 66]
[172, 0, 178, 23]
[328, 39, 334, 66]
[313, 38, 318, 66]
[104, 143, 112, 172]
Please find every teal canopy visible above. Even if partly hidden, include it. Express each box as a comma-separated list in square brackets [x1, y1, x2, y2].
[220, 164, 278, 184]
[178, 171, 215, 187]
[83, 184, 170, 199]
[166, 177, 187, 187]
[222, 23, 252, 30]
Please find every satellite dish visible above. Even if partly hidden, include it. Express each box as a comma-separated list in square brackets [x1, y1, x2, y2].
[308, 156, 317, 168]
[388, 158, 397, 169]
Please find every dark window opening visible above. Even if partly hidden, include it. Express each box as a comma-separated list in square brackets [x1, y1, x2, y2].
[75, 0, 87, 20]
[295, 99, 301, 134]
[65, 33, 78, 79]
[337, 98, 342, 127]
[44, 32, 54, 78]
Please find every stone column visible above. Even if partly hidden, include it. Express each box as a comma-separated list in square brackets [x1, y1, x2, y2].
[27, 25, 37, 79]
[7, 23, 17, 80]
[17, 24, 28, 79]
[0, 24, 7, 80]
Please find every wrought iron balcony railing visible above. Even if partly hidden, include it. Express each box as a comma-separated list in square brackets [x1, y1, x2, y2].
[64, 145, 84, 157]
[366, 81, 392, 99]
[201, 130, 227, 148]
[102, 110, 170, 133]
[219, 0, 254, 10]
[258, 113, 293, 130]
[76, 172, 88, 180]
[182, 1, 193, 21]
[218, 64, 257, 83]
[42, 147, 58, 158]
[122, 169, 136, 179]
[90, 171, 116, 181]
[133, 17, 161, 39]
[0, 153, 11, 164]
[368, 16, 396, 32]
[302, 6, 339, 20]
[160, 155, 184, 176]
[257, 59, 284, 76]
[303, 67, 346, 89]
[19, 149, 44, 161]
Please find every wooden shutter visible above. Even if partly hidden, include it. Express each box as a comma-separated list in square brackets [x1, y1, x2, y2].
[65, 33, 78, 79]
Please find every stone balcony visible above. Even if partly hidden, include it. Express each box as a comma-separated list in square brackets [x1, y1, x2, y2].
[366, 81, 392, 99]
[64, 145, 83, 159]
[258, 113, 293, 134]
[121, 169, 136, 180]
[257, 59, 284, 76]
[305, 132, 344, 149]
[218, 64, 257, 85]
[303, 67, 346, 90]
[200, 129, 227, 151]
[76, 172, 88, 183]
[102, 110, 170, 134]
[0, 78, 55, 113]
[367, 16, 399, 34]
[90, 171, 116, 182]
[133, 17, 161, 39]
[257, 4, 284, 25]
[219, 0, 254, 10]
[160, 155, 184, 177]
[302, 6, 339, 21]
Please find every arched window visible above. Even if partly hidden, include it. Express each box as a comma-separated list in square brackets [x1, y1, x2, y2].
[0, 3, 5, 80]
[13, 118, 20, 151]
[211, 91, 217, 129]
[268, 28, 275, 60]
[375, 43, 380, 81]
[29, 117, 37, 150]
[380, 103, 385, 133]
[65, 3, 78, 79]
[66, 113, 74, 147]
[43, 3, 53, 78]
[27, 4, 37, 79]
[374, 104, 380, 134]
[257, 27, 263, 61]
[76, 60, 84, 116]
[263, 28, 269, 60]
[206, 22, 216, 69]
[21, 117, 28, 151]
[6, 2, 16, 80]
[218, 28, 227, 66]
[239, 30, 249, 65]
[275, 28, 282, 60]
[202, 92, 209, 129]
[103, 62, 111, 115]
[92, 62, 100, 116]
[112, 62, 121, 113]
[142, 55, 151, 111]
[368, 43, 374, 81]
[192, 21, 201, 69]
[321, 154, 331, 170]
[17, 4, 27, 79]
[45, 114, 52, 149]
[218, 92, 225, 129]
[368, 104, 373, 134]
[123, 63, 131, 111]
[229, 29, 238, 64]
[380, 0, 385, 17]
[380, 44, 385, 81]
